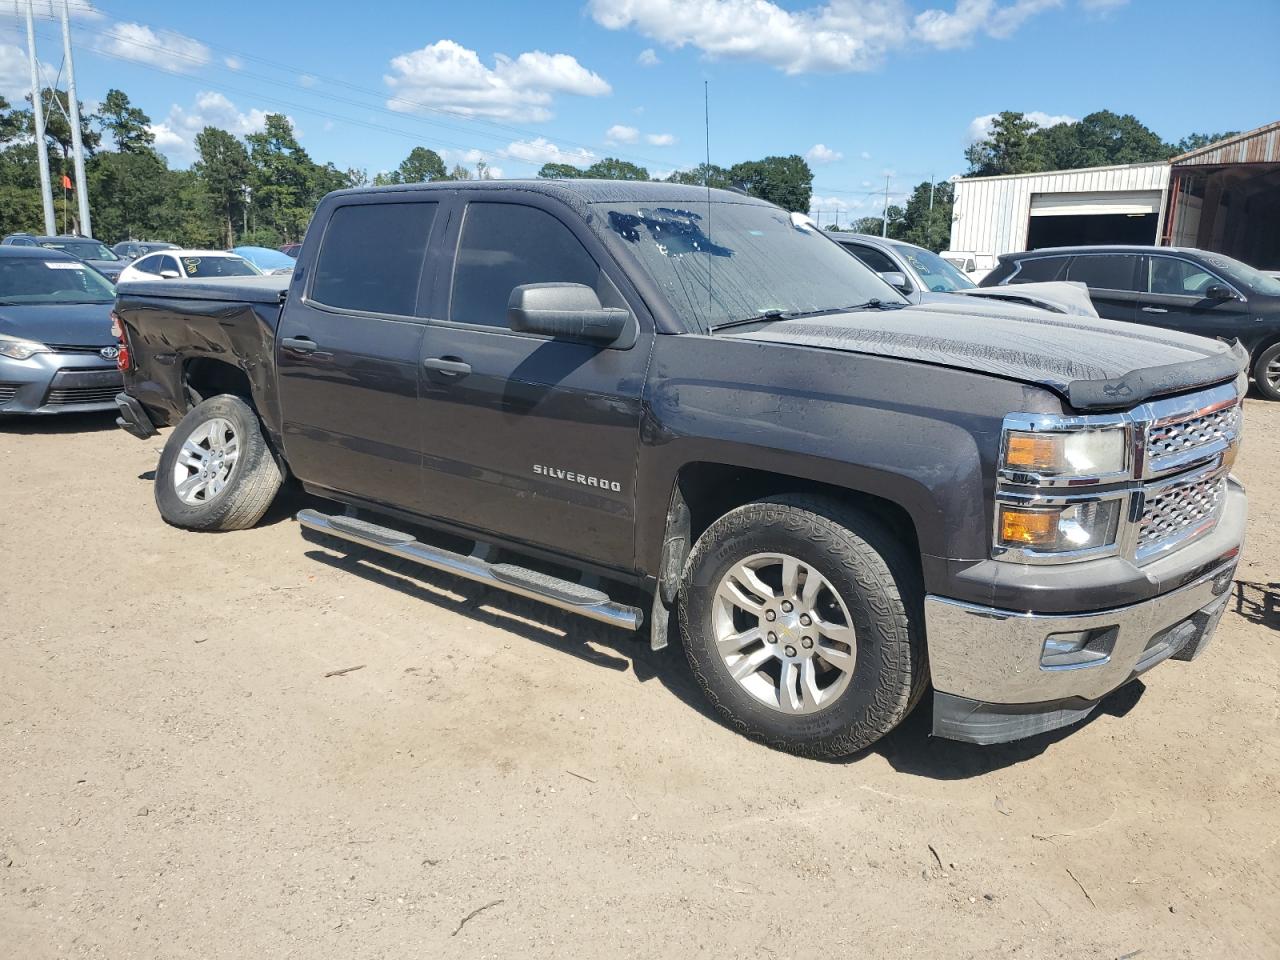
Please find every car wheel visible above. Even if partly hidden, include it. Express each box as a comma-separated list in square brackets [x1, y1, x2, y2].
[154, 394, 282, 531]
[678, 495, 927, 759]
[1251, 343, 1280, 402]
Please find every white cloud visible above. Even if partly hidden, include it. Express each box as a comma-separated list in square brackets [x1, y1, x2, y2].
[646, 132, 676, 146]
[606, 123, 640, 144]
[224, 55, 243, 70]
[151, 92, 278, 164]
[0, 42, 29, 100]
[503, 137, 597, 167]
[95, 22, 211, 71]
[806, 142, 842, 164]
[965, 109, 1077, 143]
[1080, 0, 1126, 9]
[637, 47, 661, 66]
[299, 74, 318, 88]
[808, 194, 850, 212]
[384, 39, 610, 122]
[589, 0, 1063, 73]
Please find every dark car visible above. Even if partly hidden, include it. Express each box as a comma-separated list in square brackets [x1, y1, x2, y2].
[983, 246, 1280, 399]
[0, 247, 122, 415]
[1, 234, 126, 282]
[279, 243, 302, 258]
[110, 180, 1247, 758]
[113, 240, 178, 261]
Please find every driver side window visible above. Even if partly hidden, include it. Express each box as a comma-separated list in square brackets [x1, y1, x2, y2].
[1147, 257, 1216, 297]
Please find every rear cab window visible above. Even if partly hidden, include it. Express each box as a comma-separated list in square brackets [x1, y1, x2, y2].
[310, 200, 437, 316]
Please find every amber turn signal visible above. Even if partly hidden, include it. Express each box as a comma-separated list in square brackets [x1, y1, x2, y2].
[999, 507, 1058, 546]
[1004, 434, 1060, 471]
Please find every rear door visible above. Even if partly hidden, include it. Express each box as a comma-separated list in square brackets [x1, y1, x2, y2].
[1064, 253, 1142, 324]
[275, 194, 441, 512]
[1136, 253, 1251, 341]
[416, 193, 653, 570]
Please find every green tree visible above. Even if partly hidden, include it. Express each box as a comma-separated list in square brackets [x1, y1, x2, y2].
[97, 89, 154, 153]
[245, 114, 315, 242]
[964, 111, 1043, 176]
[87, 149, 173, 242]
[194, 126, 251, 247]
[537, 162, 585, 178]
[1174, 131, 1240, 154]
[399, 146, 447, 182]
[448, 163, 472, 181]
[665, 163, 732, 188]
[1038, 110, 1173, 168]
[850, 215, 886, 235]
[583, 157, 649, 180]
[727, 155, 812, 212]
[896, 180, 954, 252]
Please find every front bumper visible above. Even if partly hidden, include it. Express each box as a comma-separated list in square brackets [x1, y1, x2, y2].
[0, 353, 122, 415]
[926, 483, 1244, 745]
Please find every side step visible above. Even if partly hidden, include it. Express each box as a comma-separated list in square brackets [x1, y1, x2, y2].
[297, 509, 644, 632]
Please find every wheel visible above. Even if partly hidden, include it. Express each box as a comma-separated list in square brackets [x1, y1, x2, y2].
[678, 495, 926, 759]
[154, 394, 282, 531]
[1251, 343, 1280, 402]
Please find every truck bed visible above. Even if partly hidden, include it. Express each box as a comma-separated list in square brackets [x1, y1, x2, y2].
[114, 275, 291, 303]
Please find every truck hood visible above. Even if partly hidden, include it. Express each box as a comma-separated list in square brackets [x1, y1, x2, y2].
[0, 302, 115, 347]
[728, 300, 1247, 411]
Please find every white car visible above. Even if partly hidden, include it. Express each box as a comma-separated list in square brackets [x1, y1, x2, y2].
[117, 249, 262, 283]
[940, 250, 997, 284]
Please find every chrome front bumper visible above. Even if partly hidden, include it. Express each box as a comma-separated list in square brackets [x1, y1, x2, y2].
[925, 482, 1244, 743]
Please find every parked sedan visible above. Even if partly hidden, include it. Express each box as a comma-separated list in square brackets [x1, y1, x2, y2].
[982, 245, 1280, 400]
[112, 240, 178, 261]
[231, 245, 295, 275]
[0, 247, 122, 415]
[829, 232, 976, 296]
[2, 234, 125, 281]
[117, 250, 263, 284]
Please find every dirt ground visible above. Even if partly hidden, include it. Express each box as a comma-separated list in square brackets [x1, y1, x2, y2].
[1, 400, 1278, 960]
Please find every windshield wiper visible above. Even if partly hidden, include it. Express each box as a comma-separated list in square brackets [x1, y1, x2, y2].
[709, 308, 793, 332]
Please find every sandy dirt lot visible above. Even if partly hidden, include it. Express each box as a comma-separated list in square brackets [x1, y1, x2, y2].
[2, 400, 1278, 960]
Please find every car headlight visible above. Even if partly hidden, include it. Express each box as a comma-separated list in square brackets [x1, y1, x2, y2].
[1001, 426, 1128, 480]
[997, 500, 1122, 554]
[0, 334, 50, 360]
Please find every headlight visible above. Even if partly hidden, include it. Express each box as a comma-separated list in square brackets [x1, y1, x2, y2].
[1002, 427, 1127, 479]
[997, 500, 1122, 554]
[0, 334, 50, 360]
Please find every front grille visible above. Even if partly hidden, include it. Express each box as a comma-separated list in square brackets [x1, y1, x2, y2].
[1145, 399, 1241, 476]
[1137, 469, 1227, 560]
[0, 382, 18, 404]
[49, 344, 111, 355]
[44, 385, 120, 405]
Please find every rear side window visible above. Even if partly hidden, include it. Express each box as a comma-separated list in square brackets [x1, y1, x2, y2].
[450, 202, 618, 328]
[841, 243, 898, 275]
[1009, 256, 1068, 283]
[133, 255, 162, 276]
[1066, 255, 1139, 291]
[311, 201, 437, 316]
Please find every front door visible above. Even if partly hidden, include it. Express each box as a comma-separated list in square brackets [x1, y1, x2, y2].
[1064, 253, 1142, 324]
[417, 196, 652, 571]
[1136, 254, 1252, 340]
[275, 195, 440, 512]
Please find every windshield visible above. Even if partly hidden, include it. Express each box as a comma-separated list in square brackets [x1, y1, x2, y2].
[596, 200, 903, 332]
[0, 257, 115, 304]
[233, 247, 295, 271]
[895, 244, 975, 292]
[39, 239, 118, 261]
[1202, 252, 1280, 297]
[178, 255, 261, 278]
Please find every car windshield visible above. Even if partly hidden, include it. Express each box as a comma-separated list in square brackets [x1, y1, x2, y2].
[1202, 252, 1280, 297]
[0, 257, 116, 304]
[233, 247, 294, 271]
[178, 255, 262, 278]
[895, 245, 975, 292]
[39, 239, 118, 261]
[596, 200, 903, 332]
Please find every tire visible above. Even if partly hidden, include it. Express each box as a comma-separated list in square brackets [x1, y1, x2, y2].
[1251, 342, 1280, 402]
[154, 394, 282, 531]
[678, 495, 927, 759]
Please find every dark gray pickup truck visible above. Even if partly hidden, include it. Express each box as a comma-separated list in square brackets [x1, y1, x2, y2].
[111, 180, 1247, 757]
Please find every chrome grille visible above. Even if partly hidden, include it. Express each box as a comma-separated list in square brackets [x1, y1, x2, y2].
[1145, 399, 1241, 477]
[0, 382, 17, 404]
[1137, 469, 1227, 560]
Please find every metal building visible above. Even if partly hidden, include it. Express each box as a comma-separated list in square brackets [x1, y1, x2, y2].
[950, 121, 1280, 269]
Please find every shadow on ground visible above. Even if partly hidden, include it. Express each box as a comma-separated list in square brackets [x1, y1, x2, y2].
[1233, 579, 1280, 629]
[0, 411, 118, 435]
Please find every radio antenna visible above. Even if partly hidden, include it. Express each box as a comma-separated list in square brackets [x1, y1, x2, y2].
[704, 79, 713, 324]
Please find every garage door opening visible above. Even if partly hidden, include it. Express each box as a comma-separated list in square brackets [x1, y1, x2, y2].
[1027, 212, 1159, 249]
[1164, 164, 1280, 270]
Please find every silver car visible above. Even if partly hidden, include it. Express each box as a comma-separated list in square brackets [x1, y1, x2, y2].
[0, 247, 122, 415]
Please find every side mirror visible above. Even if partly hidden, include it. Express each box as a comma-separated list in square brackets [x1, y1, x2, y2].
[159, 269, 181, 279]
[879, 270, 912, 294]
[1204, 283, 1238, 301]
[507, 282, 630, 345]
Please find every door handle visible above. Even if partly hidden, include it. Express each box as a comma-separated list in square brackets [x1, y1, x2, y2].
[281, 336, 318, 353]
[423, 357, 472, 378]
[1141, 306, 1169, 314]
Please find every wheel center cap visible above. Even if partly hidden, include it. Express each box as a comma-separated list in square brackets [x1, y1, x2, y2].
[774, 609, 803, 642]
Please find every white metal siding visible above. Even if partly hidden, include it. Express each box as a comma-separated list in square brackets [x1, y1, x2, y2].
[951, 163, 1171, 255]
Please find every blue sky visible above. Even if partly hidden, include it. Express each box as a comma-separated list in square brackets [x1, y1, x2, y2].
[2, 0, 1277, 221]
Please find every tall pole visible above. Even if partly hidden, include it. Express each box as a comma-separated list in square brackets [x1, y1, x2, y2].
[25, 0, 56, 236]
[927, 175, 936, 249]
[881, 175, 890, 238]
[60, 0, 90, 236]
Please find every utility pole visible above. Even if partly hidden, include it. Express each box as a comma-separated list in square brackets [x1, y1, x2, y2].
[25, 0, 56, 236]
[881, 174, 891, 238]
[927, 174, 936, 249]
[60, 0, 90, 236]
